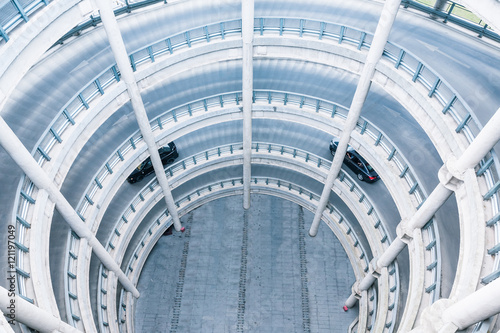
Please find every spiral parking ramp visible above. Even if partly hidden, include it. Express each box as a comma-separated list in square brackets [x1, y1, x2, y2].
[1, 0, 500, 332]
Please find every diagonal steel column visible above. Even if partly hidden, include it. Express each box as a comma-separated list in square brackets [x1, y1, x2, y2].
[93, 0, 183, 231]
[0, 117, 140, 298]
[309, 0, 402, 237]
[345, 107, 500, 308]
[242, 0, 254, 210]
[0, 286, 81, 333]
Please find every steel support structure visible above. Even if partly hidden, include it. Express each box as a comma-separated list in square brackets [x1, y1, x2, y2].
[345, 107, 500, 309]
[0, 117, 140, 297]
[242, 0, 254, 210]
[0, 286, 81, 333]
[309, 0, 402, 237]
[93, 0, 183, 231]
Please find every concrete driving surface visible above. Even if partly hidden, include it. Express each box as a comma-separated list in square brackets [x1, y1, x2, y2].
[134, 194, 358, 332]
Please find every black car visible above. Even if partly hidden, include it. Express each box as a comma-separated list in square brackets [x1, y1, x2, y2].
[127, 142, 179, 183]
[329, 140, 379, 183]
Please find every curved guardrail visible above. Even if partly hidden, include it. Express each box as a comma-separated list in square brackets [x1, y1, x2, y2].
[60, 90, 428, 331]
[10, 16, 498, 330]
[5, 0, 492, 47]
[0, 0, 48, 43]
[0, 0, 171, 44]
[18, 90, 430, 330]
[92, 142, 394, 256]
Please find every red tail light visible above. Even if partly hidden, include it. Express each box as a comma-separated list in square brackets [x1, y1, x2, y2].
[369, 176, 377, 180]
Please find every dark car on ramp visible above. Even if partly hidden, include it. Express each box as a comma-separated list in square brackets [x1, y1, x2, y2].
[128, 142, 178, 184]
[329, 140, 379, 183]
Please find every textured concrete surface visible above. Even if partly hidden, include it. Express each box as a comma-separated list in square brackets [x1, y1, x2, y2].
[134, 194, 358, 332]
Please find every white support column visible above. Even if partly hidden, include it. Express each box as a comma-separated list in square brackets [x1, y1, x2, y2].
[309, 0, 402, 237]
[442, 276, 500, 330]
[0, 117, 140, 298]
[0, 286, 81, 333]
[92, 0, 183, 232]
[242, 0, 254, 210]
[344, 107, 500, 308]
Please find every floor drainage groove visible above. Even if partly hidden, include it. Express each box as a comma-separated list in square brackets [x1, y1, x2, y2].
[169, 214, 192, 333]
[237, 210, 249, 332]
[298, 207, 311, 333]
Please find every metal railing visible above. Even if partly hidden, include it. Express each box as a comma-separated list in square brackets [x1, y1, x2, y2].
[401, 0, 499, 43]
[20, 89, 426, 330]
[0, 0, 49, 43]
[52, 0, 168, 47]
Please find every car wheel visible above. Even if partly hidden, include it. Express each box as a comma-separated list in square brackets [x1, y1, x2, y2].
[136, 174, 144, 182]
[166, 158, 175, 164]
[357, 173, 364, 181]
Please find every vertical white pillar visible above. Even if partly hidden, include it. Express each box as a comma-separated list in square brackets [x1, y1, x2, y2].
[309, 0, 402, 237]
[93, 0, 183, 232]
[242, 0, 254, 210]
[0, 286, 81, 332]
[0, 117, 140, 298]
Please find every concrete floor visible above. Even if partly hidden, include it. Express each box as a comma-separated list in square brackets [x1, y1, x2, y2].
[134, 194, 358, 332]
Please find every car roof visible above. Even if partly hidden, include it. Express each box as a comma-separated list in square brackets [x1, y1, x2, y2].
[331, 140, 355, 152]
